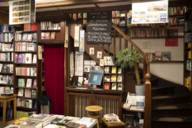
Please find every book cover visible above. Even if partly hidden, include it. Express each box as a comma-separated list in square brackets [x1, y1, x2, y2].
[26, 79, 32, 88]
[117, 75, 122, 82]
[25, 53, 32, 64]
[18, 78, 25, 87]
[25, 89, 31, 98]
[33, 79, 37, 89]
[18, 89, 24, 97]
[25, 99, 32, 108]
[31, 90, 37, 98]
[27, 43, 36, 51]
[111, 67, 117, 74]
[50, 32, 56, 40]
[33, 54, 37, 64]
[111, 83, 117, 90]
[117, 83, 123, 91]
[103, 83, 110, 90]
[111, 75, 117, 82]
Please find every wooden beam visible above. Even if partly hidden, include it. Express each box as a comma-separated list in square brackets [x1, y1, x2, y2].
[36, 0, 129, 8]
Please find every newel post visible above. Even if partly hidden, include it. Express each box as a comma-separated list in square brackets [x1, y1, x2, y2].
[144, 73, 151, 128]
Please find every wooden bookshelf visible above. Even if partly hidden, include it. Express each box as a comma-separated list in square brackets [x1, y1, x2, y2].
[14, 30, 39, 112]
[0, 25, 15, 96]
[184, 15, 192, 90]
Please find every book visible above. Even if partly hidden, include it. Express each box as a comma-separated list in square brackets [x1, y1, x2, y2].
[111, 67, 117, 74]
[25, 53, 32, 63]
[33, 79, 37, 89]
[111, 83, 117, 90]
[31, 90, 37, 98]
[18, 89, 24, 96]
[26, 79, 32, 88]
[103, 83, 110, 90]
[117, 83, 123, 91]
[25, 89, 31, 98]
[111, 75, 117, 82]
[33, 54, 37, 64]
[18, 78, 25, 88]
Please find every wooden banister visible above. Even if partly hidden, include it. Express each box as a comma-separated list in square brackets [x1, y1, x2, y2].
[112, 25, 145, 55]
[113, 25, 151, 128]
[144, 73, 151, 128]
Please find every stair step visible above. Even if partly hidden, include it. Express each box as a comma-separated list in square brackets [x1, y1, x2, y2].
[152, 120, 192, 128]
[152, 95, 189, 100]
[153, 116, 192, 122]
[153, 103, 192, 110]
[152, 109, 192, 117]
[152, 85, 175, 96]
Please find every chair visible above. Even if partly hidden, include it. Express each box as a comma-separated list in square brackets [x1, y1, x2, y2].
[85, 105, 103, 128]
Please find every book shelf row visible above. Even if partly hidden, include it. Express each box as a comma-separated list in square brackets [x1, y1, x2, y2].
[17, 78, 37, 89]
[0, 33, 13, 43]
[0, 24, 39, 112]
[17, 98, 37, 109]
[184, 18, 192, 90]
[18, 88, 37, 98]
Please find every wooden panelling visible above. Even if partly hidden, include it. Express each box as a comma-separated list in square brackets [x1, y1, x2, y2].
[66, 89, 122, 117]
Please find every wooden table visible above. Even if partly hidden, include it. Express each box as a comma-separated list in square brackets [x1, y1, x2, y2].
[0, 95, 17, 126]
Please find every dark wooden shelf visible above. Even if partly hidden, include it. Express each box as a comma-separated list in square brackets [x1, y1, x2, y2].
[15, 75, 37, 78]
[0, 32, 13, 33]
[14, 51, 37, 53]
[17, 96, 37, 100]
[151, 61, 184, 64]
[0, 83, 14, 86]
[0, 61, 13, 64]
[131, 36, 184, 39]
[17, 107, 38, 112]
[17, 87, 37, 90]
[14, 40, 37, 43]
[66, 87, 123, 95]
[22, 31, 37, 33]
[169, 14, 184, 17]
[0, 72, 13, 75]
[15, 63, 37, 66]
[0, 51, 13, 53]
[39, 40, 64, 45]
[0, 42, 13, 44]
[40, 29, 61, 32]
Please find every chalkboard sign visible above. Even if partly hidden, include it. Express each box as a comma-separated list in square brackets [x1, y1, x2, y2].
[87, 11, 112, 43]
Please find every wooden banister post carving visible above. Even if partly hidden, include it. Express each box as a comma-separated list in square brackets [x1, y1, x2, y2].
[144, 73, 151, 128]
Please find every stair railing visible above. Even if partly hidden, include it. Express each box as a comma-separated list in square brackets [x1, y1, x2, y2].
[112, 25, 151, 128]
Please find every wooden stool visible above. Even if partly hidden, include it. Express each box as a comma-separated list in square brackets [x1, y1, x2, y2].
[85, 105, 103, 128]
[0, 95, 16, 126]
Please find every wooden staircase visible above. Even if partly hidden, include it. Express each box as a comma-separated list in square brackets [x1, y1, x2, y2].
[151, 77, 192, 128]
[113, 25, 192, 128]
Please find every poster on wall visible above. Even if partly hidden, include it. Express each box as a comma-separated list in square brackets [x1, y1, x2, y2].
[132, 0, 168, 24]
[9, 0, 36, 25]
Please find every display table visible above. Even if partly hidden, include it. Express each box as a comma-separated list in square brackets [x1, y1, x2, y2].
[5, 114, 97, 128]
[0, 95, 17, 126]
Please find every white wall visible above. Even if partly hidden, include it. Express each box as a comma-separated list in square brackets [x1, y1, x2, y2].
[134, 38, 184, 85]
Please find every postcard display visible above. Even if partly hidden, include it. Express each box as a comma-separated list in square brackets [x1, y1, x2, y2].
[69, 11, 123, 91]
[66, 11, 123, 117]
[9, 0, 35, 25]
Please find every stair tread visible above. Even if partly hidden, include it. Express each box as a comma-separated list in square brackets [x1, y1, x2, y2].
[152, 85, 175, 90]
[152, 95, 189, 100]
[153, 116, 192, 122]
[153, 103, 192, 110]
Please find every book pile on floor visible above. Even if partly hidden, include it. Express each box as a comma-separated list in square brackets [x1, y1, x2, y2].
[5, 114, 97, 128]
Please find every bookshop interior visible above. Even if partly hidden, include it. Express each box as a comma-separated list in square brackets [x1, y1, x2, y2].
[0, 0, 192, 128]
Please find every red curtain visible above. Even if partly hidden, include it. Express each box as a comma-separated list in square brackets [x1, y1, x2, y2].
[44, 46, 64, 115]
